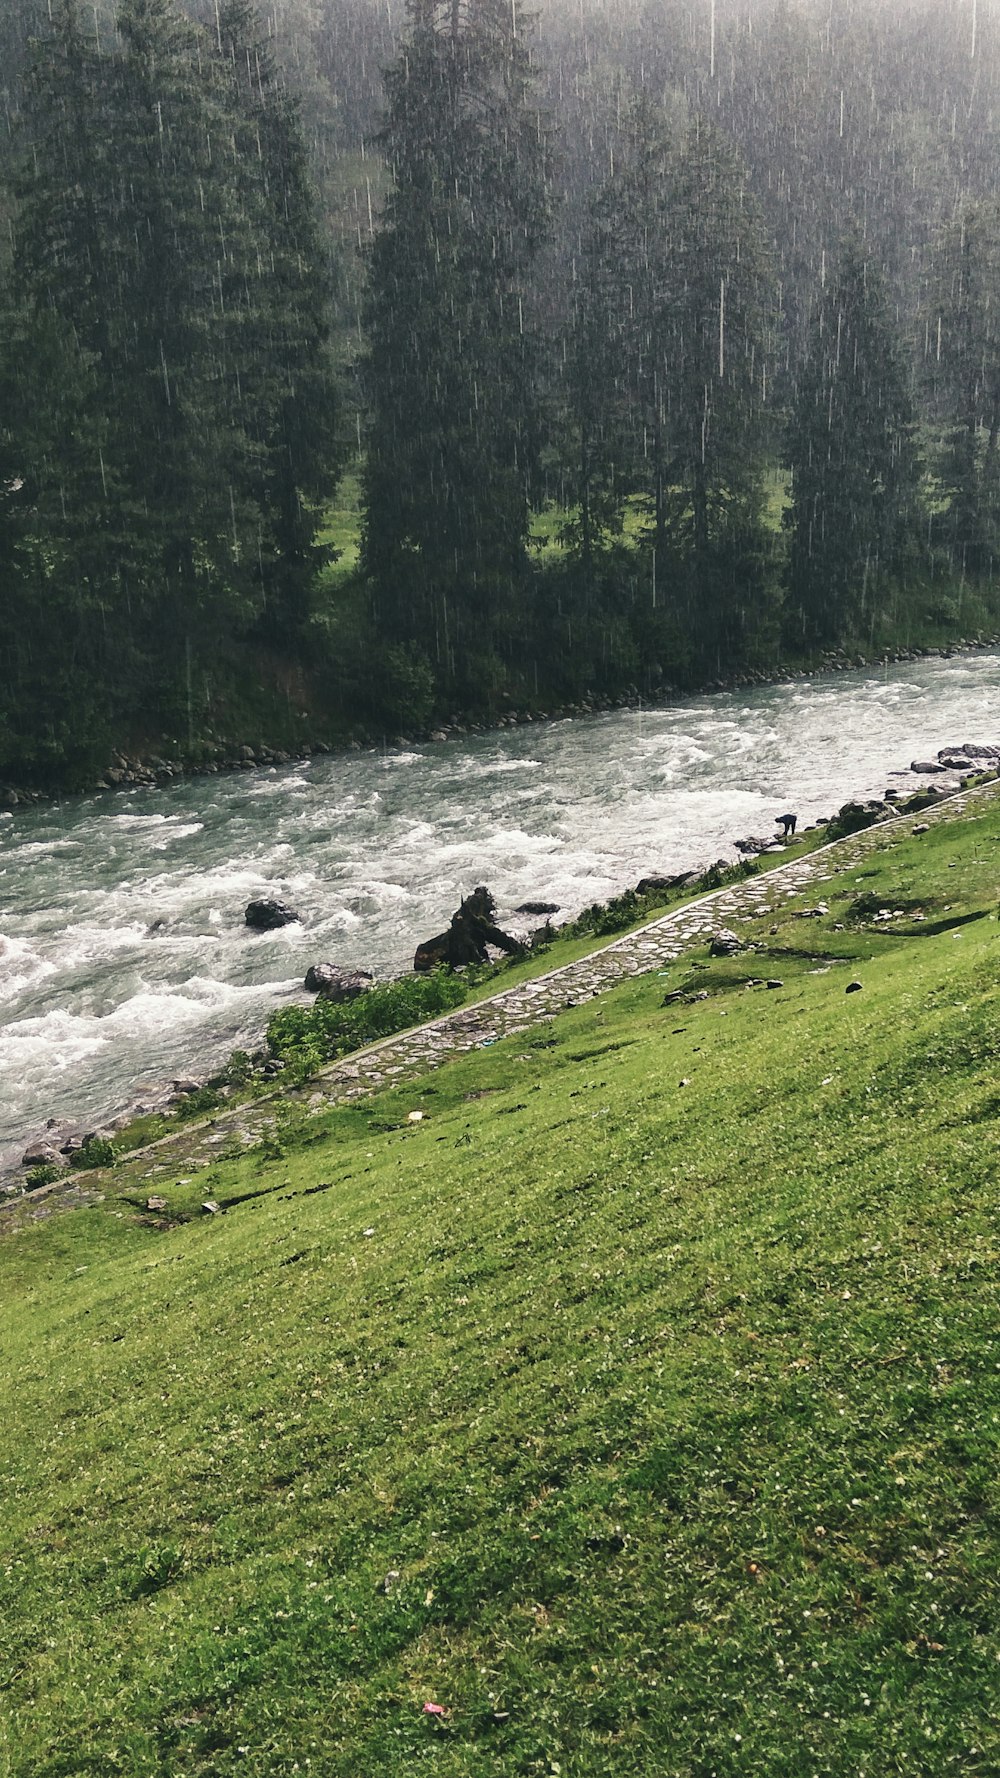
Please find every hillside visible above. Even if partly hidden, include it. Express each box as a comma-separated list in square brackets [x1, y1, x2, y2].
[1, 794, 999, 1774]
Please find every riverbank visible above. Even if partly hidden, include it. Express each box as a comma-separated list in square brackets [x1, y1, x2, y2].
[2, 774, 998, 1774]
[2, 631, 999, 815]
[4, 652, 1000, 1180]
[6, 764, 998, 1208]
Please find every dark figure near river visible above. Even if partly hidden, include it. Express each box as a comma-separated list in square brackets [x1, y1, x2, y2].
[776, 813, 798, 837]
[414, 886, 523, 972]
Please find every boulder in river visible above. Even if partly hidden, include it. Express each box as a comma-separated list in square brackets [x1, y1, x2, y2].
[415, 885, 523, 971]
[515, 900, 561, 915]
[245, 898, 301, 931]
[304, 963, 374, 1001]
[938, 741, 1000, 762]
[21, 1139, 64, 1169]
[938, 752, 981, 772]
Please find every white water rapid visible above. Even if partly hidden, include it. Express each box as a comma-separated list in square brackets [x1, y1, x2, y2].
[3, 652, 1000, 1166]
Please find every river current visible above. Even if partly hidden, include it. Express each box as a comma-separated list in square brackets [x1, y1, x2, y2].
[3, 651, 1000, 1166]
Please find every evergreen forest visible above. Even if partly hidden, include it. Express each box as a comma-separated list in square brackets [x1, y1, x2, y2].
[2, 0, 1000, 786]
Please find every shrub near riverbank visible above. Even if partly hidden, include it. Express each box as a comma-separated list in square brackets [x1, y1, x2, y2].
[2, 796, 1000, 1774]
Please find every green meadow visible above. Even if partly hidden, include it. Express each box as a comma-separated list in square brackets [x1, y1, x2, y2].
[1, 800, 999, 1775]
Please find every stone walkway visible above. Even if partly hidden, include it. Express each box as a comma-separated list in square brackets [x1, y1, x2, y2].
[5, 779, 996, 1225]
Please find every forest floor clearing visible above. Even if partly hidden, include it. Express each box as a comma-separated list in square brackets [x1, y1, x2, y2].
[1, 783, 999, 1773]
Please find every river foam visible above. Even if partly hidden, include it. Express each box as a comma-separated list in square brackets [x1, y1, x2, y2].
[3, 651, 1000, 1165]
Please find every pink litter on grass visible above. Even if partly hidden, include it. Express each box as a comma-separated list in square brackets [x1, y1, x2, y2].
[423, 1701, 447, 1716]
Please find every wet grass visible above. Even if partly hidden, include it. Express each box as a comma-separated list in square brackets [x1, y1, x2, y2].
[1, 796, 999, 1774]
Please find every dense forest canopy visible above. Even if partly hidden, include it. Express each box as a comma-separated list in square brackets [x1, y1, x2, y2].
[2, 0, 1000, 785]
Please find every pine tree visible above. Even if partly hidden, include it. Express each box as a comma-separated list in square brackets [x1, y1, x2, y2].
[584, 104, 775, 662]
[9, 0, 266, 696]
[0, 1, 132, 775]
[362, 0, 550, 699]
[215, 0, 344, 637]
[5, 0, 343, 765]
[787, 243, 919, 645]
[928, 202, 1000, 575]
[109, 0, 266, 661]
[559, 215, 628, 576]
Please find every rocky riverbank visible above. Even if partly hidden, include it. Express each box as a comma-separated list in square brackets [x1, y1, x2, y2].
[7, 735, 998, 1190]
[7, 769, 1000, 1230]
[2, 636, 998, 816]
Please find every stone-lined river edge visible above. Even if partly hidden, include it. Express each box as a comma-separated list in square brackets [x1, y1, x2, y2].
[5, 775, 994, 1232]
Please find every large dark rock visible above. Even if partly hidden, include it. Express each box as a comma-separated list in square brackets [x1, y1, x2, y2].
[710, 929, 743, 957]
[938, 741, 1000, 762]
[515, 900, 561, 915]
[825, 799, 895, 842]
[245, 898, 301, 931]
[21, 1139, 63, 1169]
[635, 870, 698, 895]
[305, 963, 374, 1002]
[414, 885, 523, 972]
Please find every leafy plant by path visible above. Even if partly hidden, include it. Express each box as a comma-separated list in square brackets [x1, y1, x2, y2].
[266, 968, 468, 1075]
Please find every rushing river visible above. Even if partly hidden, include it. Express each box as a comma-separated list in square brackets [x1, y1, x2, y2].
[3, 651, 1000, 1164]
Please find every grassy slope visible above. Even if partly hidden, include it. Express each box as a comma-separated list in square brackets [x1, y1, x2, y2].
[2, 809, 1000, 1775]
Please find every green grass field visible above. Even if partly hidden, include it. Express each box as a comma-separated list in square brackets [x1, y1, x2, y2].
[2, 801, 999, 1775]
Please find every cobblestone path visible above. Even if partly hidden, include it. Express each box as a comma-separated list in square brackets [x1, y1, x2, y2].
[6, 779, 996, 1223]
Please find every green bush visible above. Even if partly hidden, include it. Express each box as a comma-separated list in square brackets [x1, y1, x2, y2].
[369, 642, 437, 732]
[24, 1163, 61, 1190]
[174, 1084, 223, 1119]
[267, 969, 469, 1076]
[224, 1049, 253, 1087]
[76, 1136, 116, 1170]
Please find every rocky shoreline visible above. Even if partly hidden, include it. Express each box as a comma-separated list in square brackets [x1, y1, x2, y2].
[6, 731, 998, 1190]
[1, 635, 997, 816]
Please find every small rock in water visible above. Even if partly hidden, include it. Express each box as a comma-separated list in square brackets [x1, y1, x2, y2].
[246, 898, 300, 931]
[515, 900, 560, 915]
[304, 963, 373, 1001]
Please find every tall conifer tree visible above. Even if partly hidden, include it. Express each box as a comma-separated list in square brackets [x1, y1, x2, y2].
[215, 0, 344, 635]
[362, 0, 549, 697]
[928, 202, 1000, 574]
[581, 104, 775, 661]
[787, 243, 918, 644]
